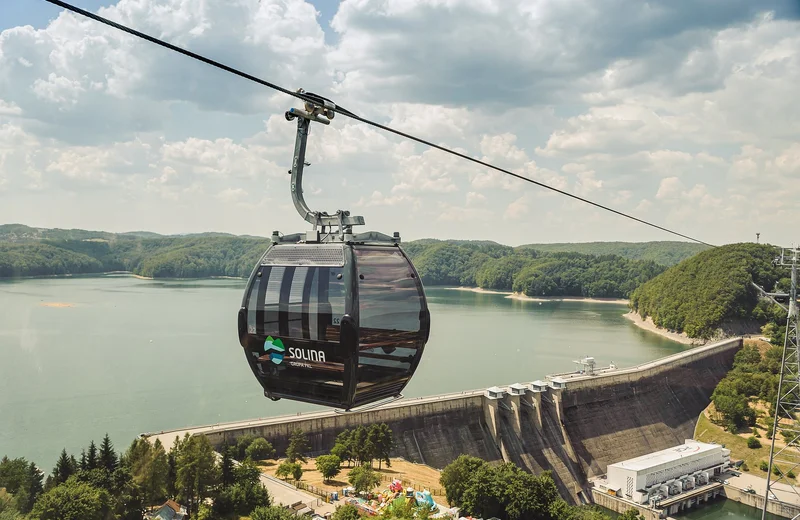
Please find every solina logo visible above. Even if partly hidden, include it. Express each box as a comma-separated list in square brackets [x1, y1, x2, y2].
[264, 336, 285, 365]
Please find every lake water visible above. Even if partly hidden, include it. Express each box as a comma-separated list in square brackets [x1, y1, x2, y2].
[0, 276, 688, 471]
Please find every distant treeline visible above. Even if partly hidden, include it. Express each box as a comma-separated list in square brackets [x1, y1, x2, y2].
[0, 237, 269, 279]
[1, 225, 704, 298]
[404, 241, 665, 298]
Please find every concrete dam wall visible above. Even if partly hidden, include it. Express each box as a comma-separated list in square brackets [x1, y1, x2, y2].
[145, 337, 741, 505]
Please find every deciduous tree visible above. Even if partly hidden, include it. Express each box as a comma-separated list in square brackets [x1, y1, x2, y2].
[315, 455, 341, 483]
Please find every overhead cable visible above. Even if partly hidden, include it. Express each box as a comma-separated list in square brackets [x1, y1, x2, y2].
[42, 0, 716, 247]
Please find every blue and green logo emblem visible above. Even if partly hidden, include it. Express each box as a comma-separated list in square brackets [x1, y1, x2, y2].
[264, 336, 285, 365]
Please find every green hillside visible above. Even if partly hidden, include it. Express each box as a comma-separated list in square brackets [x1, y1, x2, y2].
[629, 243, 789, 339]
[517, 241, 709, 266]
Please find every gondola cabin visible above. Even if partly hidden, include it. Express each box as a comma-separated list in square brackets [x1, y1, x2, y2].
[237, 236, 430, 410]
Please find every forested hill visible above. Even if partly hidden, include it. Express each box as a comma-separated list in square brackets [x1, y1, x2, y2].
[517, 241, 709, 266]
[630, 243, 789, 340]
[0, 224, 271, 279]
[403, 241, 665, 298]
[1, 225, 697, 298]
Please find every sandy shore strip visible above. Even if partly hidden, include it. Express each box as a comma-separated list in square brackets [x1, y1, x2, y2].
[445, 286, 513, 295]
[507, 292, 629, 305]
[623, 311, 704, 345]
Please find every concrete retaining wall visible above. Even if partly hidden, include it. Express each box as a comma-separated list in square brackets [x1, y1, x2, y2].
[591, 489, 661, 520]
[724, 486, 800, 519]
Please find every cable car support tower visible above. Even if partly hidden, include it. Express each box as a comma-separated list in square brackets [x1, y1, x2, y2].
[762, 246, 800, 520]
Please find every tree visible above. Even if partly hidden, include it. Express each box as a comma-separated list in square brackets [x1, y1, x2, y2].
[332, 503, 362, 520]
[79, 451, 88, 472]
[235, 434, 259, 460]
[0, 457, 29, 494]
[246, 438, 276, 461]
[123, 438, 169, 506]
[441, 458, 562, 520]
[275, 461, 292, 480]
[220, 447, 236, 487]
[348, 466, 380, 494]
[352, 427, 373, 466]
[30, 478, 111, 520]
[99, 434, 118, 473]
[439, 455, 486, 508]
[166, 436, 181, 498]
[51, 449, 77, 488]
[235, 459, 262, 486]
[369, 424, 393, 469]
[213, 470, 270, 518]
[315, 455, 341, 483]
[331, 430, 355, 467]
[251, 505, 303, 520]
[286, 429, 310, 464]
[620, 509, 645, 520]
[292, 463, 304, 481]
[748, 436, 762, 449]
[175, 434, 219, 516]
[18, 462, 45, 514]
[86, 441, 98, 471]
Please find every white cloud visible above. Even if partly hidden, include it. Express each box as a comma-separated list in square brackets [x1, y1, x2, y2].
[504, 195, 530, 221]
[656, 177, 685, 200]
[217, 187, 248, 203]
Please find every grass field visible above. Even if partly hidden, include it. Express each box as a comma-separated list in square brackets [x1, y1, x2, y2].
[695, 403, 796, 481]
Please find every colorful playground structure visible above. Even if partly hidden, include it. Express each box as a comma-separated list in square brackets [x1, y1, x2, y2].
[342, 479, 448, 517]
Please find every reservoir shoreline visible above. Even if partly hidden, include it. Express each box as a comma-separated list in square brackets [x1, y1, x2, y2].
[445, 286, 630, 305]
[623, 311, 704, 345]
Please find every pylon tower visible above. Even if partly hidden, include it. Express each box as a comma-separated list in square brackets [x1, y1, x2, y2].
[763, 247, 800, 520]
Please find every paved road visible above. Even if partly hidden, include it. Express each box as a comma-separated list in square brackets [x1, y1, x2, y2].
[726, 471, 800, 506]
[259, 473, 336, 516]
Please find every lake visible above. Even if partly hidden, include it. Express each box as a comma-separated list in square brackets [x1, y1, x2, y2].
[0, 275, 686, 470]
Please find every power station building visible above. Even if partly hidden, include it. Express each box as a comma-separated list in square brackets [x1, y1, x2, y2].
[602, 439, 730, 504]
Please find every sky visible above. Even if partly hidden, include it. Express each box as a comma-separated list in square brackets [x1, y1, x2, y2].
[0, 0, 799, 247]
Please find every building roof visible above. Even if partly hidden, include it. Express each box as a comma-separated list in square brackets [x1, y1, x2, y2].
[609, 440, 720, 472]
[163, 499, 182, 513]
[151, 499, 184, 520]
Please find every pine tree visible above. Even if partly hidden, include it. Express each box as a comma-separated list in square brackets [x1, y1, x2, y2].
[53, 448, 76, 486]
[87, 440, 98, 470]
[220, 447, 235, 487]
[19, 461, 45, 513]
[100, 433, 118, 473]
[285, 429, 310, 464]
[80, 449, 88, 471]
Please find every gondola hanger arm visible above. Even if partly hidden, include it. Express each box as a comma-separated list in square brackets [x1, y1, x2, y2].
[284, 89, 364, 240]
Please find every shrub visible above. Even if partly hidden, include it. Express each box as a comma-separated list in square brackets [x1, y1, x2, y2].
[747, 436, 762, 449]
[760, 461, 769, 472]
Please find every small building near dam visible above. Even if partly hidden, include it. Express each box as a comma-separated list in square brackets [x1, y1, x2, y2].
[595, 439, 730, 505]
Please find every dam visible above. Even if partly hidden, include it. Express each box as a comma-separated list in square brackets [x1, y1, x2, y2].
[144, 337, 741, 506]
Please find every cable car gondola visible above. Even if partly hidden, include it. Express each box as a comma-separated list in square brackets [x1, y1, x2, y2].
[237, 92, 431, 411]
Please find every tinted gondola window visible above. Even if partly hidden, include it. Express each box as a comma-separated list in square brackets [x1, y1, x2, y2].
[355, 248, 422, 332]
[355, 247, 423, 386]
[246, 265, 346, 342]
